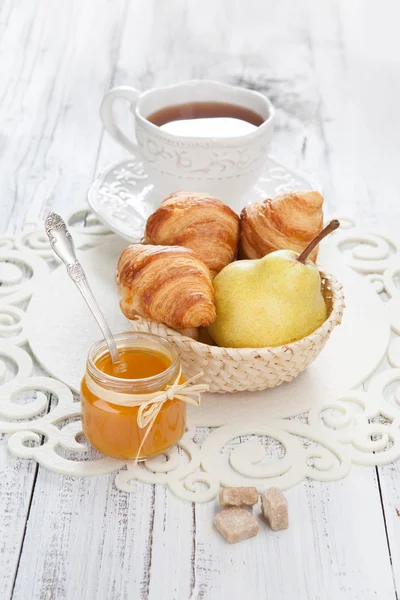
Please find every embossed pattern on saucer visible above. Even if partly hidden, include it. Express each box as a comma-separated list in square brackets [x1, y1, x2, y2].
[87, 154, 315, 242]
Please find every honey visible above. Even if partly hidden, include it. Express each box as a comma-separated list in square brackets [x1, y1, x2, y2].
[81, 332, 186, 460]
[96, 348, 171, 379]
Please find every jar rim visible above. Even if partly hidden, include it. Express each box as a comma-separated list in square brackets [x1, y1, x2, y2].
[86, 331, 180, 393]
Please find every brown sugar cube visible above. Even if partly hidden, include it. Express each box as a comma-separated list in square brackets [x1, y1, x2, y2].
[214, 507, 259, 544]
[219, 487, 259, 508]
[261, 487, 288, 531]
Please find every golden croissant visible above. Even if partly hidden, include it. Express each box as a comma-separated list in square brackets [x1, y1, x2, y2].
[117, 244, 216, 330]
[144, 191, 240, 277]
[240, 191, 324, 262]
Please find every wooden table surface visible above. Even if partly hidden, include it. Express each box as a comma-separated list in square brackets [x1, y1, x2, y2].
[1, 1, 400, 598]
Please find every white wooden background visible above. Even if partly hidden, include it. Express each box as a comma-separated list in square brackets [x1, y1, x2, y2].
[1, 1, 400, 598]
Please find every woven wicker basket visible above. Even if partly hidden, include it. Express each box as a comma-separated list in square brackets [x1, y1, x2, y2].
[129, 271, 345, 393]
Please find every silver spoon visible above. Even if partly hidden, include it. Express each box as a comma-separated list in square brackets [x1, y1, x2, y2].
[44, 212, 121, 364]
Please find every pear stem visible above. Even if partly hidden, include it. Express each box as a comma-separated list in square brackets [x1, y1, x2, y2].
[297, 219, 340, 264]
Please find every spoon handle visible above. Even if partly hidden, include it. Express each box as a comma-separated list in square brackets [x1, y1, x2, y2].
[44, 212, 120, 363]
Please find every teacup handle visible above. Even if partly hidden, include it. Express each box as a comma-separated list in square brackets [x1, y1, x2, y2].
[100, 86, 140, 153]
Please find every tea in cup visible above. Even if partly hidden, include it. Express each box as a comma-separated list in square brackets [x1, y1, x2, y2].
[100, 80, 275, 208]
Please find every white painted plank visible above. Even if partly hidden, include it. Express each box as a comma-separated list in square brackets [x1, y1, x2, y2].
[378, 463, 400, 595]
[0, 437, 36, 599]
[12, 470, 155, 600]
[0, 0, 127, 235]
[147, 487, 195, 600]
[94, 0, 155, 169]
[302, 0, 400, 234]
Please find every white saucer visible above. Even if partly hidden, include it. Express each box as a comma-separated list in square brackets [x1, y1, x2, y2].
[87, 154, 314, 242]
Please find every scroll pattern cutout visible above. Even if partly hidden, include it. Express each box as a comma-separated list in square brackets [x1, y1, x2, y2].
[1, 209, 400, 502]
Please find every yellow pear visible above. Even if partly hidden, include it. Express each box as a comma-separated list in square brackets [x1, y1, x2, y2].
[208, 220, 339, 348]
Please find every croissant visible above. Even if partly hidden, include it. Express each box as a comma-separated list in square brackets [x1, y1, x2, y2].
[144, 191, 240, 277]
[240, 191, 324, 262]
[117, 244, 216, 330]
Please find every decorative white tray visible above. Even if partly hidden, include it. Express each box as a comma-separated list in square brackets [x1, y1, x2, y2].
[1, 166, 400, 502]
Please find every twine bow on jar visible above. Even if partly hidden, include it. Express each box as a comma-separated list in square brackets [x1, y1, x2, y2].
[133, 371, 208, 463]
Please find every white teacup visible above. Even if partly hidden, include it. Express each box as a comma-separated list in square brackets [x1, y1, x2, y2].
[100, 80, 275, 207]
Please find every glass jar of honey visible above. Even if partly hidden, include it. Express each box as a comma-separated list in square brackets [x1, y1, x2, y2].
[81, 332, 185, 460]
